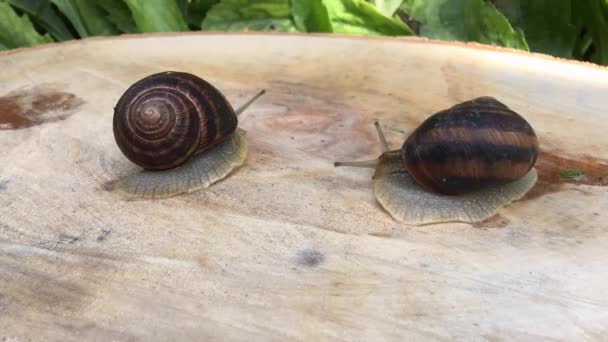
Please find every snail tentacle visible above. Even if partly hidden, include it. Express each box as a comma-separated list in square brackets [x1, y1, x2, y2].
[334, 160, 378, 168]
[333, 120, 394, 168]
[235, 89, 266, 117]
[374, 121, 390, 152]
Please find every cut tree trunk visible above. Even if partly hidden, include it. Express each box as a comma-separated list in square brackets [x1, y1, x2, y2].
[1, 33, 607, 341]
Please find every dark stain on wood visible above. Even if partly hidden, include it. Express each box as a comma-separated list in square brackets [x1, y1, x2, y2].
[368, 231, 393, 238]
[96, 229, 112, 242]
[0, 179, 8, 191]
[523, 151, 608, 200]
[196, 255, 211, 268]
[296, 249, 325, 267]
[0, 85, 84, 130]
[1, 256, 92, 315]
[58, 234, 80, 244]
[101, 179, 118, 192]
[471, 214, 510, 228]
[536, 151, 608, 186]
[56, 322, 97, 333]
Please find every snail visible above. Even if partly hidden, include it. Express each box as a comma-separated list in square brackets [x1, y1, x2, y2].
[334, 97, 539, 225]
[108, 71, 265, 198]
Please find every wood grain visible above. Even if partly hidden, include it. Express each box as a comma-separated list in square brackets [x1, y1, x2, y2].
[1, 33, 607, 341]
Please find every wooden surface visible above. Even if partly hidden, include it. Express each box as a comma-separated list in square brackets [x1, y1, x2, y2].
[1, 33, 608, 341]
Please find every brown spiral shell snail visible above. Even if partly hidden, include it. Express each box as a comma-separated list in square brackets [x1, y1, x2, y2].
[109, 71, 265, 199]
[335, 97, 539, 225]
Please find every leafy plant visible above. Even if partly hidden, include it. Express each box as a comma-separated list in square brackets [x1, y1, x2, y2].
[1, 0, 608, 66]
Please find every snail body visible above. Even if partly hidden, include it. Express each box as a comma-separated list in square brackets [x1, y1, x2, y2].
[109, 71, 264, 199]
[335, 97, 539, 225]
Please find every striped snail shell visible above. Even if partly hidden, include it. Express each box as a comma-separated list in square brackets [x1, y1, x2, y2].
[402, 96, 539, 195]
[334, 96, 540, 225]
[113, 71, 237, 170]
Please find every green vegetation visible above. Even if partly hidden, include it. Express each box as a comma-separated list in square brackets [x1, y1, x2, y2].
[559, 169, 585, 180]
[1, 0, 608, 65]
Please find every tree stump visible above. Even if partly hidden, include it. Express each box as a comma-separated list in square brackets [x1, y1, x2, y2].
[1, 33, 607, 341]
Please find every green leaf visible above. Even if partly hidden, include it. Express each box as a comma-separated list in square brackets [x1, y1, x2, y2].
[573, 0, 608, 65]
[399, 0, 414, 13]
[202, 0, 297, 32]
[8, 0, 74, 41]
[124, 0, 189, 32]
[367, 0, 403, 17]
[177, 0, 188, 18]
[0, 1, 53, 49]
[572, 33, 593, 61]
[406, 0, 528, 50]
[559, 169, 584, 180]
[326, 0, 413, 35]
[74, 0, 120, 36]
[97, 0, 138, 34]
[493, 0, 576, 58]
[187, 0, 220, 28]
[291, 0, 412, 35]
[51, 0, 118, 37]
[290, 0, 332, 32]
[50, 0, 89, 37]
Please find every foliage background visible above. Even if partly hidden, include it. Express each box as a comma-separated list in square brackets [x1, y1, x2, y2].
[1, 0, 608, 65]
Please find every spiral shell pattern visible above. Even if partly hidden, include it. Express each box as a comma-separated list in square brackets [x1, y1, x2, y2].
[113, 71, 237, 170]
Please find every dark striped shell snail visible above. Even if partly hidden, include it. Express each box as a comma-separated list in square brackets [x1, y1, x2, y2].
[109, 71, 265, 198]
[335, 97, 539, 225]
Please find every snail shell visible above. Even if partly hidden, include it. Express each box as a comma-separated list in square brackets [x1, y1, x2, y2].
[108, 71, 260, 199]
[335, 97, 539, 225]
[113, 71, 237, 171]
[402, 96, 538, 195]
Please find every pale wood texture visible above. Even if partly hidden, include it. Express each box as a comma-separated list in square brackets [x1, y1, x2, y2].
[1, 33, 608, 341]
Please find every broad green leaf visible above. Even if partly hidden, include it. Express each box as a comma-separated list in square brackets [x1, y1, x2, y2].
[406, 0, 528, 50]
[399, 0, 414, 13]
[290, 0, 332, 32]
[50, 0, 89, 37]
[577, 0, 608, 65]
[177, 0, 188, 18]
[494, 0, 576, 58]
[0, 1, 53, 49]
[324, 0, 413, 35]
[124, 0, 189, 32]
[473, 0, 528, 49]
[187, 0, 220, 28]
[8, 0, 74, 41]
[51, 0, 117, 37]
[97, 0, 138, 33]
[570, 0, 588, 60]
[368, 0, 403, 17]
[74, 0, 120, 36]
[202, 0, 297, 32]
[572, 33, 593, 61]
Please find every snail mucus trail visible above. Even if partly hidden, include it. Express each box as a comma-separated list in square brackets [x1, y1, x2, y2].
[109, 71, 265, 199]
[335, 97, 539, 225]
